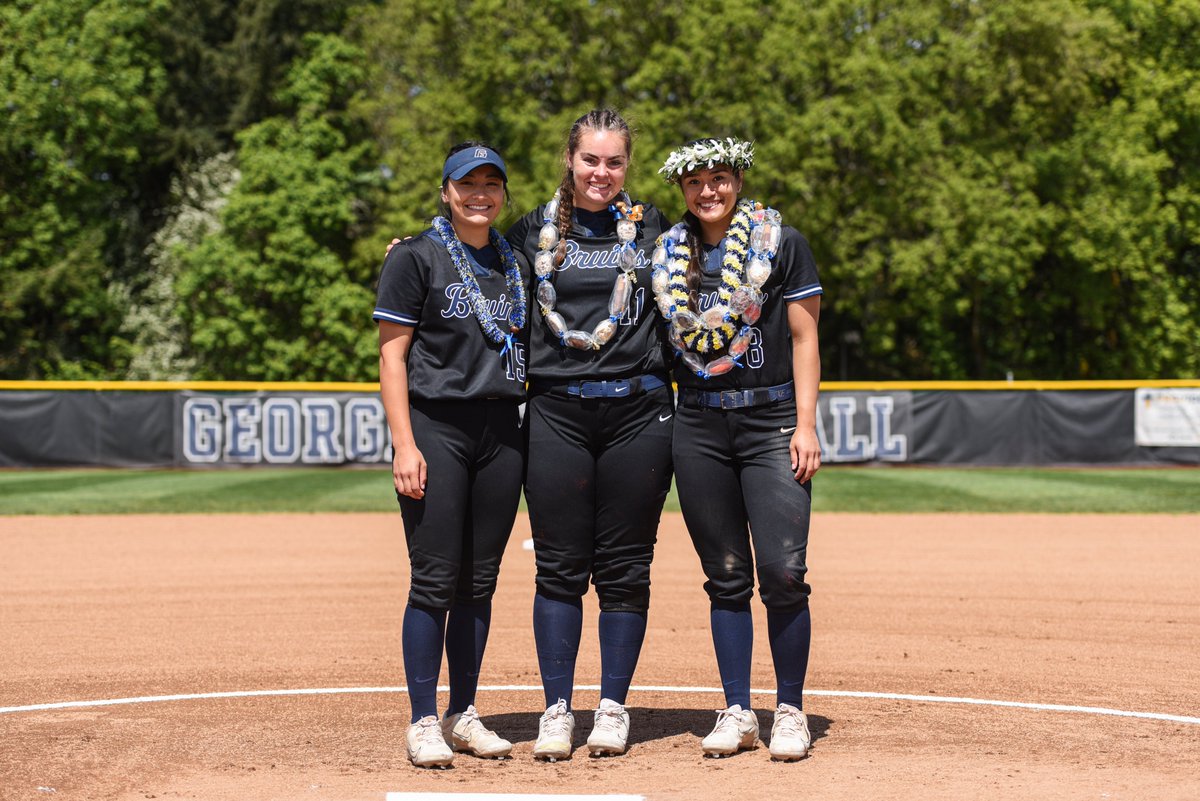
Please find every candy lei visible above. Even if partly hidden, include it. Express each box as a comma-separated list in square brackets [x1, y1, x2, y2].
[432, 216, 527, 353]
[650, 199, 782, 378]
[532, 190, 643, 350]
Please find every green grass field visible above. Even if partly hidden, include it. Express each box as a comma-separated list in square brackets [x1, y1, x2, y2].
[0, 466, 1197, 515]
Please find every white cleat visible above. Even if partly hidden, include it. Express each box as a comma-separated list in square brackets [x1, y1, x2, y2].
[442, 704, 512, 759]
[586, 698, 630, 757]
[769, 703, 811, 761]
[532, 698, 575, 762]
[701, 704, 759, 757]
[406, 715, 454, 768]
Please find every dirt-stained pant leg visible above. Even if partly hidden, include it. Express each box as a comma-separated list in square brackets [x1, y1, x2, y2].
[672, 401, 811, 612]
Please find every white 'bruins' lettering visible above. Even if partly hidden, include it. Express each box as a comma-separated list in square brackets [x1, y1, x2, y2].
[560, 241, 651, 271]
[442, 285, 514, 323]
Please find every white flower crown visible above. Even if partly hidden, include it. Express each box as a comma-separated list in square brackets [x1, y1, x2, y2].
[659, 138, 755, 183]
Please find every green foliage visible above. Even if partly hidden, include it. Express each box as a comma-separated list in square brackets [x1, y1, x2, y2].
[149, 0, 362, 162]
[352, 0, 604, 246]
[175, 34, 379, 380]
[122, 152, 240, 379]
[626, 0, 1198, 379]
[1082, 0, 1200, 376]
[355, 0, 1200, 380]
[2, 0, 1198, 380]
[0, 0, 167, 378]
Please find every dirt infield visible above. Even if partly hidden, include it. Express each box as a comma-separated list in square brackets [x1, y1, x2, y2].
[1, 512, 1198, 801]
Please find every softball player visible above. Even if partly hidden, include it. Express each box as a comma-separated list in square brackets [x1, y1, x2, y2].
[653, 138, 822, 761]
[505, 109, 675, 760]
[375, 142, 528, 768]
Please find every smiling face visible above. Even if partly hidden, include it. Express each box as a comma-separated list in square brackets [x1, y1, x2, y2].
[441, 165, 506, 234]
[680, 164, 744, 244]
[568, 129, 629, 212]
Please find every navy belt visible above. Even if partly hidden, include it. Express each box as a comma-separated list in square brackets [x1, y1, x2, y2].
[536, 374, 667, 399]
[678, 382, 793, 410]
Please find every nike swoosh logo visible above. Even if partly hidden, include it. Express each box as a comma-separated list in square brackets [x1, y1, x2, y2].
[614, 386, 628, 393]
[780, 426, 797, 434]
[659, 413, 673, 422]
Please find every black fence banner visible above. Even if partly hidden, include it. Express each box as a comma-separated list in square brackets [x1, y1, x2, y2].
[2, 382, 1198, 468]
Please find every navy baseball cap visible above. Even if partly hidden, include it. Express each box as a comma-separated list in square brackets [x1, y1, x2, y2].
[442, 146, 508, 182]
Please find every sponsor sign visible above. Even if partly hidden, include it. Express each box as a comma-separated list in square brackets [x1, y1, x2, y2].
[1135, 388, 1200, 447]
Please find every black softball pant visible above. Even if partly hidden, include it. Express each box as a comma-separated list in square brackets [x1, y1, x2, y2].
[524, 384, 675, 611]
[672, 400, 812, 612]
[398, 399, 524, 610]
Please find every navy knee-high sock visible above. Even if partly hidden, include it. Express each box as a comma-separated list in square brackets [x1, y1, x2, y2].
[533, 592, 583, 709]
[402, 603, 447, 722]
[598, 610, 647, 705]
[445, 600, 491, 716]
[767, 606, 811, 709]
[711, 601, 754, 710]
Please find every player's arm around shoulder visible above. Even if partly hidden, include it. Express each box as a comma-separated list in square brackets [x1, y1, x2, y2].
[382, 223, 444, 262]
[504, 206, 543, 253]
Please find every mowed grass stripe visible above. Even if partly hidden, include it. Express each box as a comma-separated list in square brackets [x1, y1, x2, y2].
[813, 467, 1200, 513]
[0, 469, 394, 514]
[0, 467, 1197, 515]
[163, 470, 388, 513]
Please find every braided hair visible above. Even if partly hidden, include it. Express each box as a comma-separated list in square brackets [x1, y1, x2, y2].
[682, 211, 705, 310]
[552, 109, 633, 267]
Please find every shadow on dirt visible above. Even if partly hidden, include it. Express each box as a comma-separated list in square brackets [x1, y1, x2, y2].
[476, 707, 833, 749]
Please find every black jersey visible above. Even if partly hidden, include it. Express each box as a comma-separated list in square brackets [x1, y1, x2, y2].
[673, 225, 822, 391]
[507, 202, 672, 382]
[373, 229, 529, 401]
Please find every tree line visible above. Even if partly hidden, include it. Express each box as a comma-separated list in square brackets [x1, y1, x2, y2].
[2, 0, 1197, 381]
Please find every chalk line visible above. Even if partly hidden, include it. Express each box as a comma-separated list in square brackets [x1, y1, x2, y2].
[2, 684, 1197, 725]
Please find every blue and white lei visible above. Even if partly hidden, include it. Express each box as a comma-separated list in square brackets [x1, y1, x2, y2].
[432, 216, 527, 353]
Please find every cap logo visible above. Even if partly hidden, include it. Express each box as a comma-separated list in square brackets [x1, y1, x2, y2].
[474, 148, 488, 158]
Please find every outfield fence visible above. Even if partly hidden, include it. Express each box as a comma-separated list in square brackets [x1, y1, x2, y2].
[1, 380, 1198, 468]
